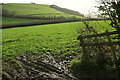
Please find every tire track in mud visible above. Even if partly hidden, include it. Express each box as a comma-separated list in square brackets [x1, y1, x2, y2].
[2, 52, 77, 80]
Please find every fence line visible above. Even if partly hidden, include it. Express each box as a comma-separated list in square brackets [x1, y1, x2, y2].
[77, 30, 120, 70]
[77, 31, 118, 39]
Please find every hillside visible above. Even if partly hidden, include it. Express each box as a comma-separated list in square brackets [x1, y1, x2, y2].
[2, 3, 84, 19]
[2, 3, 62, 15]
[50, 5, 84, 17]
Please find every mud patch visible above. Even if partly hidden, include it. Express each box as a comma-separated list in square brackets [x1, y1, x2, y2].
[2, 52, 77, 80]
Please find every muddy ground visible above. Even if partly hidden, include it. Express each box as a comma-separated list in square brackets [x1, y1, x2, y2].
[2, 52, 77, 80]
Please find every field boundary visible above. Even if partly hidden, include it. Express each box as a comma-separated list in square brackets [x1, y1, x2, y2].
[1, 18, 108, 29]
[77, 30, 120, 74]
[77, 30, 120, 47]
[77, 30, 120, 79]
[77, 30, 120, 57]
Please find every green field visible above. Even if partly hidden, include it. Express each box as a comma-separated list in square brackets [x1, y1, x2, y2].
[2, 22, 81, 61]
[2, 17, 43, 24]
[2, 20, 114, 63]
[2, 3, 84, 19]
[2, 20, 117, 79]
[1, 2, 119, 79]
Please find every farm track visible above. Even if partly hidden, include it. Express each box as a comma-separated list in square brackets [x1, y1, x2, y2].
[2, 52, 77, 80]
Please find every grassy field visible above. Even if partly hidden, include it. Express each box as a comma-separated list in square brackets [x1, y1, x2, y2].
[2, 22, 81, 61]
[2, 16, 84, 28]
[2, 20, 115, 64]
[2, 3, 119, 79]
[2, 20, 117, 79]
[2, 17, 43, 24]
[2, 3, 84, 19]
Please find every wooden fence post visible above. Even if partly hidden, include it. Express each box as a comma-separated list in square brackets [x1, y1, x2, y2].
[106, 30, 118, 69]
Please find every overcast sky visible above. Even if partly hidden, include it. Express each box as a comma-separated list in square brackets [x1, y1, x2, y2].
[1, 0, 99, 14]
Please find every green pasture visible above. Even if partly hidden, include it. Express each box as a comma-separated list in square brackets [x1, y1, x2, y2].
[2, 17, 43, 24]
[2, 20, 115, 70]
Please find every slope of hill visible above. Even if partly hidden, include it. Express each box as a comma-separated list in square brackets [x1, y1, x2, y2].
[2, 3, 86, 28]
[2, 3, 85, 19]
[50, 5, 84, 17]
[2, 3, 62, 15]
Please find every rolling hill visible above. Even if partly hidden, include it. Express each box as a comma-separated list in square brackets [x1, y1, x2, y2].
[50, 5, 84, 17]
[2, 3, 62, 15]
[2, 3, 84, 19]
[2, 3, 86, 28]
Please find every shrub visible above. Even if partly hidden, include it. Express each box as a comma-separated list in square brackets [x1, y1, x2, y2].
[69, 54, 97, 74]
